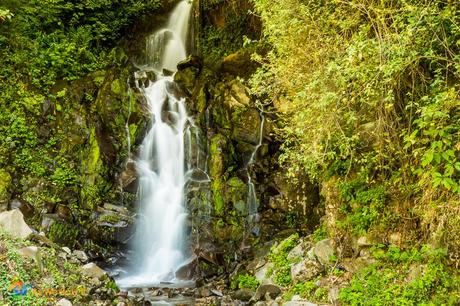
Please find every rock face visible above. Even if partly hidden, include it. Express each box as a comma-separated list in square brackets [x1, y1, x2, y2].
[291, 259, 323, 283]
[253, 283, 282, 301]
[81, 262, 106, 279]
[0, 209, 33, 239]
[314, 239, 336, 265]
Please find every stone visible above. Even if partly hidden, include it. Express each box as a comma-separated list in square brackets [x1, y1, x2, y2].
[253, 284, 281, 301]
[118, 160, 138, 193]
[73, 250, 89, 262]
[314, 239, 335, 265]
[56, 204, 72, 220]
[283, 299, 317, 306]
[210, 289, 223, 297]
[177, 55, 203, 71]
[287, 239, 312, 261]
[175, 255, 197, 280]
[341, 257, 375, 274]
[56, 298, 72, 306]
[291, 259, 323, 283]
[174, 67, 200, 95]
[254, 262, 274, 284]
[0, 209, 33, 239]
[81, 262, 106, 279]
[62, 247, 71, 254]
[232, 108, 262, 145]
[232, 288, 255, 301]
[221, 49, 258, 77]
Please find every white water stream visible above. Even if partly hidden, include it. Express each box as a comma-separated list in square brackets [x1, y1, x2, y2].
[117, 0, 193, 288]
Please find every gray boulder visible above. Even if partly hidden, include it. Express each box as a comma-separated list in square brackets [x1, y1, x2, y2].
[0, 209, 33, 239]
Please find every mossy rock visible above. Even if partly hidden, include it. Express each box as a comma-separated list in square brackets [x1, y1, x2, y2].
[224, 177, 247, 215]
[174, 66, 200, 95]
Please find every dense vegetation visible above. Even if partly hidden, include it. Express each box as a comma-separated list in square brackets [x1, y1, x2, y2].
[0, 0, 161, 219]
[252, 0, 459, 255]
[1, 0, 459, 304]
[250, 0, 460, 303]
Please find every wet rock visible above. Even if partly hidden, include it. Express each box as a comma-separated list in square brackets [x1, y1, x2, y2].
[287, 239, 312, 261]
[162, 68, 174, 77]
[174, 67, 200, 95]
[253, 283, 281, 301]
[82, 262, 106, 279]
[118, 160, 138, 193]
[291, 259, 323, 283]
[8, 198, 35, 219]
[232, 108, 262, 146]
[0, 209, 33, 239]
[314, 239, 335, 265]
[177, 55, 202, 71]
[56, 298, 73, 306]
[232, 288, 255, 301]
[175, 255, 197, 280]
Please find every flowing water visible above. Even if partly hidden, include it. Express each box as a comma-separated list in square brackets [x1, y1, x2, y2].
[117, 0, 193, 289]
[246, 113, 265, 226]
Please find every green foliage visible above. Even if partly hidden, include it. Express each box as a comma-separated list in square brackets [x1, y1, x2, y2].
[312, 225, 328, 242]
[340, 246, 460, 305]
[251, 0, 460, 201]
[0, 0, 161, 221]
[267, 233, 299, 286]
[230, 273, 260, 290]
[338, 180, 387, 234]
[283, 280, 316, 301]
[201, 0, 260, 64]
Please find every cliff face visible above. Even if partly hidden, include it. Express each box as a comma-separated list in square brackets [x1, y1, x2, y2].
[0, 0, 317, 260]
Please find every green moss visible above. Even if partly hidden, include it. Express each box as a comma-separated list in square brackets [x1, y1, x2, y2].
[47, 221, 79, 248]
[212, 179, 224, 215]
[267, 233, 299, 286]
[230, 273, 260, 290]
[110, 78, 123, 96]
[0, 168, 12, 204]
[340, 246, 460, 305]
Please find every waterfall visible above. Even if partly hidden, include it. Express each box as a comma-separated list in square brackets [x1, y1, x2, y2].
[117, 0, 193, 288]
[246, 113, 265, 224]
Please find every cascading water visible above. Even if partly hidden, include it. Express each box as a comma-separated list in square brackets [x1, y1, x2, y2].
[117, 0, 193, 288]
[246, 113, 265, 225]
